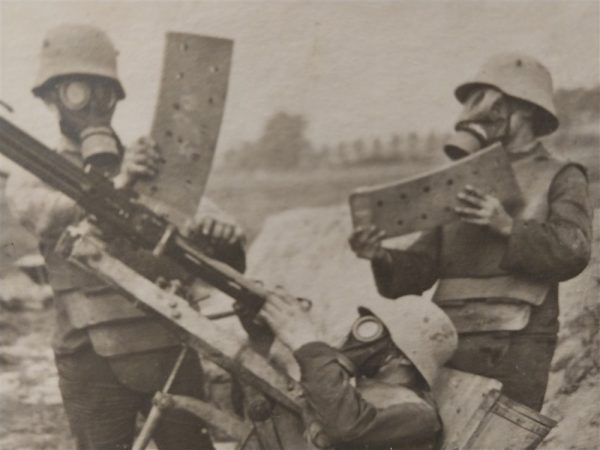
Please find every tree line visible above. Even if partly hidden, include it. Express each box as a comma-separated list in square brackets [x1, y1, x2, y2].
[222, 86, 599, 172]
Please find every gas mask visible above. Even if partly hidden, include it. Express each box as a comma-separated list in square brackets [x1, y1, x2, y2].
[52, 77, 121, 169]
[340, 315, 399, 378]
[444, 87, 514, 160]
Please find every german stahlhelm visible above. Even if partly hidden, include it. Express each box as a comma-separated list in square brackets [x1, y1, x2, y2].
[358, 297, 458, 388]
[32, 24, 125, 99]
[455, 53, 558, 136]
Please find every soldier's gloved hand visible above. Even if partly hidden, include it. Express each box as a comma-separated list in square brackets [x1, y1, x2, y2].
[348, 226, 388, 261]
[113, 136, 162, 189]
[259, 287, 319, 351]
[184, 216, 246, 247]
[455, 185, 514, 237]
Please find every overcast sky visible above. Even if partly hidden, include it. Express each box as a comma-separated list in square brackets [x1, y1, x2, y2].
[1, 0, 598, 155]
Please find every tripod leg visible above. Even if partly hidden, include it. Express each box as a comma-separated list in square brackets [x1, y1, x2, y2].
[131, 346, 188, 450]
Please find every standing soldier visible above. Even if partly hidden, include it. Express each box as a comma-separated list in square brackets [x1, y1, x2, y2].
[6, 25, 245, 449]
[260, 290, 457, 450]
[348, 53, 593, 411]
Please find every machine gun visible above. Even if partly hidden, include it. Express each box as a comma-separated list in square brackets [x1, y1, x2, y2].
[0, 115, 270, 317]
[0, 114, 321, 449]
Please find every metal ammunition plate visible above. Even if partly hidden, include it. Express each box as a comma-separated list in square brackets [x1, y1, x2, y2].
[349, 143, 522, 237]
[137, 33, 233, 221]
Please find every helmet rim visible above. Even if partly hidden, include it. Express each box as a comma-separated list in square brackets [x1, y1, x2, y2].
[455, 81, 558, 136]
[32, 73, 125, 100]
[32, 25, 125, 100]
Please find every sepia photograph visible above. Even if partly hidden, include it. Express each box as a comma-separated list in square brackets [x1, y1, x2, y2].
[0, 1, 598, 449]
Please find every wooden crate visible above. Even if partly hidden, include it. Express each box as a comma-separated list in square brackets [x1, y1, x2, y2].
[433, 369, 557, 450]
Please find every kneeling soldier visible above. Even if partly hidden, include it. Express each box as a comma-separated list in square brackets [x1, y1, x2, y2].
[260, 291, 457, 450]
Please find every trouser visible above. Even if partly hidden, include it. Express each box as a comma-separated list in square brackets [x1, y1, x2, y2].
[55, 345, 215, 450]
[447, 332, 557, 411]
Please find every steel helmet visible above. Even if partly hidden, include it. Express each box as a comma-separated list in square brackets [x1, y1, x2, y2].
[33, 24, 125, 99]
[455, 53, 558, 136]
[358, 296, 458, 388]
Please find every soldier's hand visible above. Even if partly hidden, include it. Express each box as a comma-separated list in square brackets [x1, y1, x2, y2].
[455, 185, 514, 237]
[259, 287, 319, 351]
[348, 226, 388, 261]
[114, 136, 162, 189]
[185, 216, 246, 247]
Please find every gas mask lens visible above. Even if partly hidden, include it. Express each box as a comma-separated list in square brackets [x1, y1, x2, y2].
[59, 81, 90, 111]
[58, 80, 117, 112]
[94, 83, 118, 112]
[342, 315, 395, 377]
[351, 316, 385, 343]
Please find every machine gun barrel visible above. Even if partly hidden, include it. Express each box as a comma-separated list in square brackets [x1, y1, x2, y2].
[0, 115, 269, 314]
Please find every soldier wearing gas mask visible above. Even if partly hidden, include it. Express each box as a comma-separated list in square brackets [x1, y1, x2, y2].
[260, 290, 457, 450]
[7, 25, 245, 449]
[348, 53, 592, 411]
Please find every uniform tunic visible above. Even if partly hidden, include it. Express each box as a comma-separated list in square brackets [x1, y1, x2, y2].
[6, 137, 245, 449]
[295, 342, 441, 450]
[369, 143, 592, 410]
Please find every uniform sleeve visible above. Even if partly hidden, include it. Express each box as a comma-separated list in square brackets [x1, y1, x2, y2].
[294, 342, 440, 449]
[501, 166, 593, 282]
[5, 167, 82, 241]
[371, 229, 440, 299]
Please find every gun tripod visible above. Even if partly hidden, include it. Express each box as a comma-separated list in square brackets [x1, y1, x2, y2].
[66, 234, 319, 450]
[131, 341, 306, 450]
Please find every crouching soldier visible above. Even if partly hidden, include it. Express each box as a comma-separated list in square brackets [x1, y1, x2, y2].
[260, 290, 457, 450]
[6, 25, 245, 450]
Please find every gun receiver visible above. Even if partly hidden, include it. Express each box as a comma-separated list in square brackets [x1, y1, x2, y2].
[0, 116, 268, 316]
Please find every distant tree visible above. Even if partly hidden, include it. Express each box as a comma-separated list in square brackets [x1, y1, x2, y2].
[253, 112, 313, 170]
[554, 86, 600, 129]
[351, 139, 366, 162]
[388, 134, 404, 159]
[336, 141, 350, 165]
[424, 131, 441, 155]
[317, 143, 332, 156]
[233, 141, 258, 169]
[406, 131, 420, 160]
[372, 138, 383, 160]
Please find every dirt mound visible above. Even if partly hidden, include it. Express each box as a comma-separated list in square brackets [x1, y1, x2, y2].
[245, 205, 425, 345]
[539, 212, 600, 449]
[238, 204, 599, 448]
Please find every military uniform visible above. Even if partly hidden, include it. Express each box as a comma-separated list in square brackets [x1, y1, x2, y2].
[370, 142, 592, 411]
[357, 53, 593, 412]
[7, 136, 245, 449]
[286, 298, 457, 450]
[295, 342, 441, 450]
[7, 24, 246, 449]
